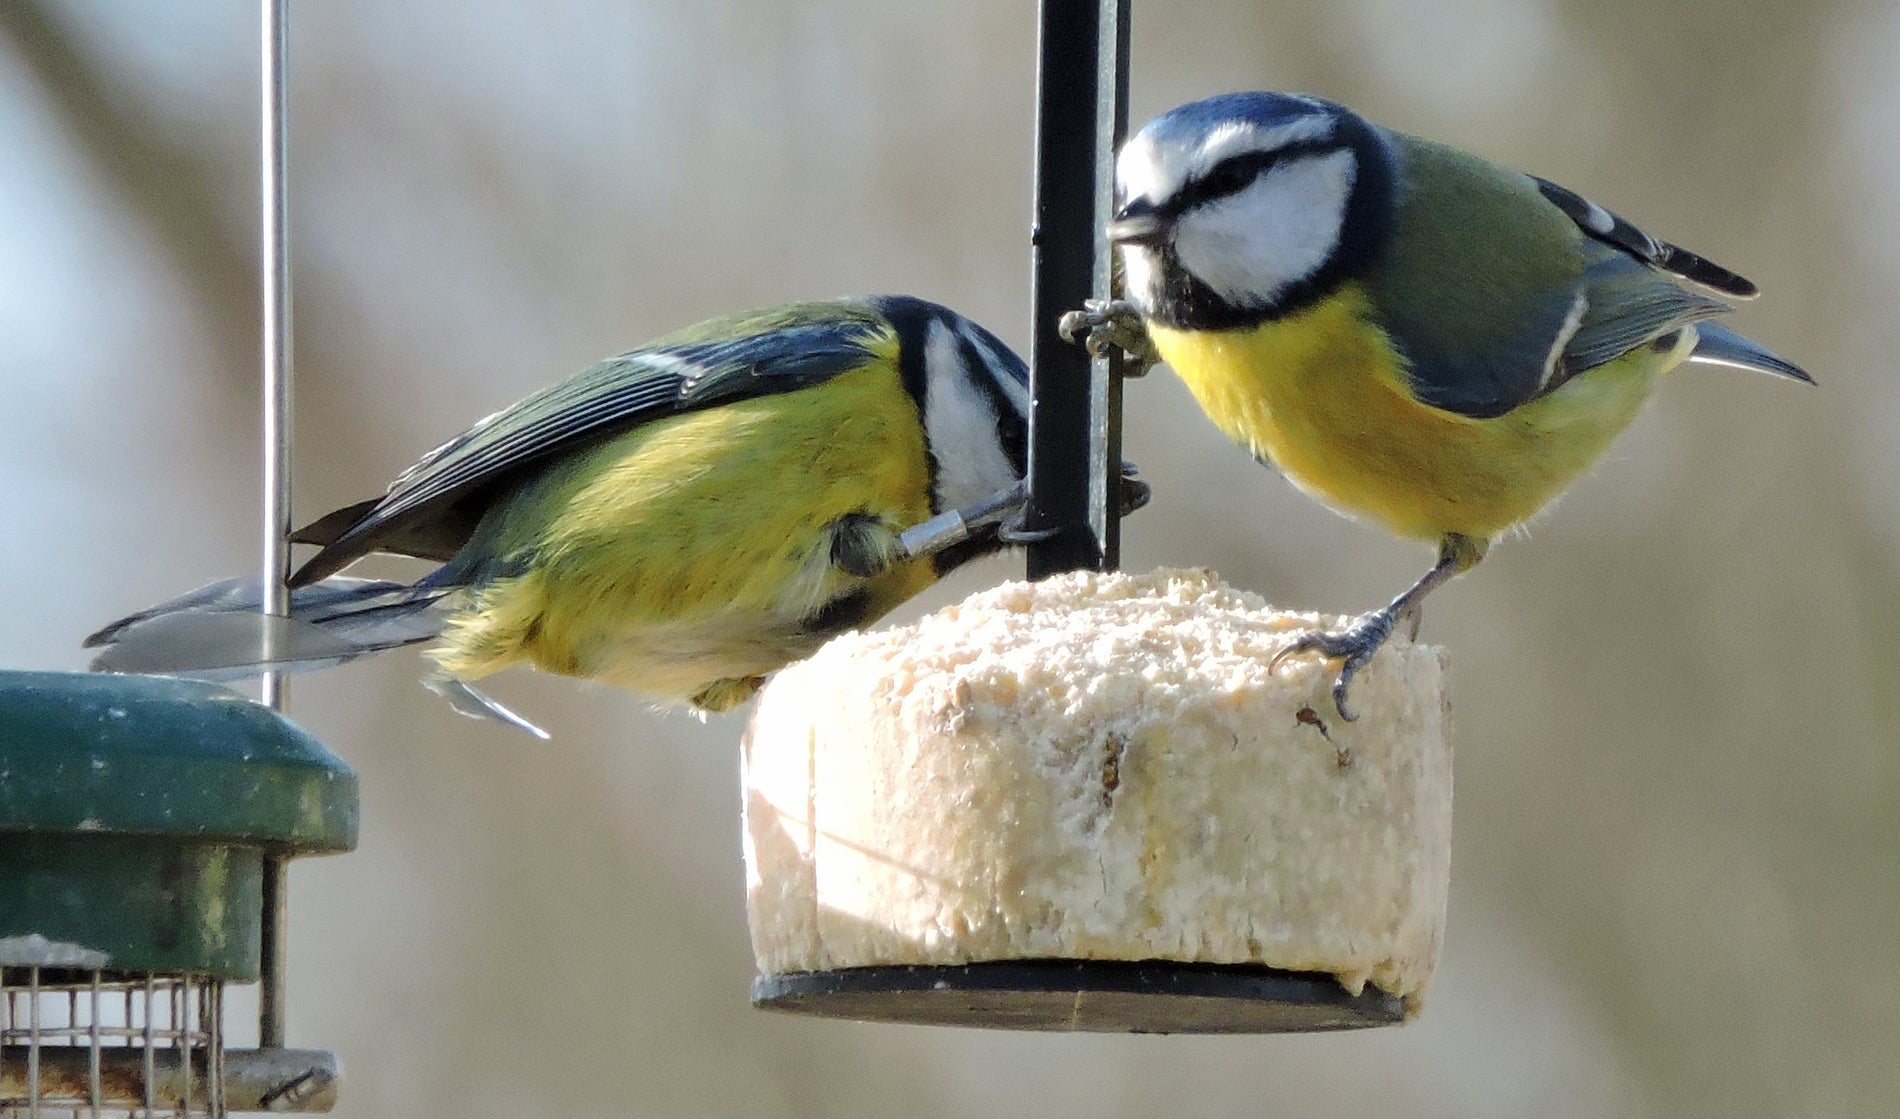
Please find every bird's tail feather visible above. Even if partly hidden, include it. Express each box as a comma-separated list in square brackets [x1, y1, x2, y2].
[85, 576, 454, 680]
[1688, 322, 1813, 384]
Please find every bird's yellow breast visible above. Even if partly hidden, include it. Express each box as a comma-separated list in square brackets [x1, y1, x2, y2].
[1148, 284, 1674, 541]
[431, 353, 941, 700]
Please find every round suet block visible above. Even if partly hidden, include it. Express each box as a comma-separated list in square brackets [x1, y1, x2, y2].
[742, 568, 1451, 1032]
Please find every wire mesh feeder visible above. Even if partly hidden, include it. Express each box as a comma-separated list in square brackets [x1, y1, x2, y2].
[0, 672, 357, 1116]
[1, 969, 224, 1117]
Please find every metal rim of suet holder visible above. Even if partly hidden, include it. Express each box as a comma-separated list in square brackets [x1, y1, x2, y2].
[745, 0, 1407, 1034]
[0, 3, 360, 1114]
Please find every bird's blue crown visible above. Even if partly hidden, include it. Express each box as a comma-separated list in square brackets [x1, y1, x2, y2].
[1137, 91, 1345, 144]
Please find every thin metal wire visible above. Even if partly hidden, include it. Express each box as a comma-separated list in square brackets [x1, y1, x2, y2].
[140, 976, 155, 1116]
[26, 968, 39, 1119]
[62, 991, 75, 1116]
[87, 974, 101, 1119]
[257, 0, 294, 1053]
[204, 985, 223, 1118]
[176, 977, 191, 1117]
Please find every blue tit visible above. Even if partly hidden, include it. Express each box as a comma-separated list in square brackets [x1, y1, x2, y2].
[88, 296, 1144, 735]
[1070, 91, 1810, 718]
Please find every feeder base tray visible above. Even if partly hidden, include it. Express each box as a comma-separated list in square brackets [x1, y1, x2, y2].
[751, 959, 1405, 1033]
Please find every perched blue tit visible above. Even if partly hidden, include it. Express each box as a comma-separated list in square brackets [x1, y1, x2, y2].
[88, 296, 1137, 735]
[1071, 91, 1810, 718]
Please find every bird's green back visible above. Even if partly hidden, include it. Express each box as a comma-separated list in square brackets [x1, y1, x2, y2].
[1360, 133, 1589, 418]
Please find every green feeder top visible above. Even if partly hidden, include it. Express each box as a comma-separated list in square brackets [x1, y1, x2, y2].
[0, 670, 357, 851]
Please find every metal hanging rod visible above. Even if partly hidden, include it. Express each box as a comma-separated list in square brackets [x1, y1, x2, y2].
[258, 0, 293, 1052]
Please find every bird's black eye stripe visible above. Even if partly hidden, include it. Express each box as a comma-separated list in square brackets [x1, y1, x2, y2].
[1179, 139, 1341, 212]
[1200, 157, 1264, 198]
[955, 331, 1028, 477]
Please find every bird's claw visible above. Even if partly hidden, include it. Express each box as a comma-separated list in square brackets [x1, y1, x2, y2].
[1057, 299, 1160, 376]
[1267, 610, 1398, 722]
[1115, 466, 1153, 516]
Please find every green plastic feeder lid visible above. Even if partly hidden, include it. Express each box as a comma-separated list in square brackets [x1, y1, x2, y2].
[0, 671, 358, 979]
[0, 670, 356, 850]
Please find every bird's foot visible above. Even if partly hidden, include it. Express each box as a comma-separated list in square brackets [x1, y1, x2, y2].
[1268, 609, 1399, 722]
[691, 675, 765, 714]
[1057, 299, 1159, 376]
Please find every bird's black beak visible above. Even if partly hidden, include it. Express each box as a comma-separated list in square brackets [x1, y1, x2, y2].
[1106, 199, 1167, 247]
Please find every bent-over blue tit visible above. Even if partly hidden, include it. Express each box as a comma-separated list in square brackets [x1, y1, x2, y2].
[89, 296, 1145, 735]
[1066, 91, 1810, 718]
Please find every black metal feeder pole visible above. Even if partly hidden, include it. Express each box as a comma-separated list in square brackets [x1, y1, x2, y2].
[1021, 0, 1132, 578]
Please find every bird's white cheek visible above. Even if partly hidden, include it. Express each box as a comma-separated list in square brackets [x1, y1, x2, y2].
[1119, 247, 1164, 315]
[922, 322, 1020, 511]
[1170, 148, 1354, 309]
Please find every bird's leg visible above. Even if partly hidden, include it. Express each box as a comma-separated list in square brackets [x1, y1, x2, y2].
[886, 468, 1151, 559]
[1269, 533, 1488, 720]
[895, 485, 1027, 559]
[1397, 597, 1427, 642]
[1057, 299, 1160, 377]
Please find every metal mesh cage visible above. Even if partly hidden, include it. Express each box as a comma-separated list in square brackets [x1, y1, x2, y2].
[1, 968, 224, 1118]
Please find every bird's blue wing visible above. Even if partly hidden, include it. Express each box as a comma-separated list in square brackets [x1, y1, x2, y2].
[291, 302, 892, 584]
[1556, 246, 1731, 376]
[1367, 138, 1597, 420]
[1404, 243, 1734, 414]
[1530, 177, 1758, 298]
[1381, 287, 1581, 420]
[1378, 155, 1758, 418]
[1533, 175, 1767, 383]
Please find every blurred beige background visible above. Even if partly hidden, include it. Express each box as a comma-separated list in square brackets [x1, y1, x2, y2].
[2, 0, 1892, 1115]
